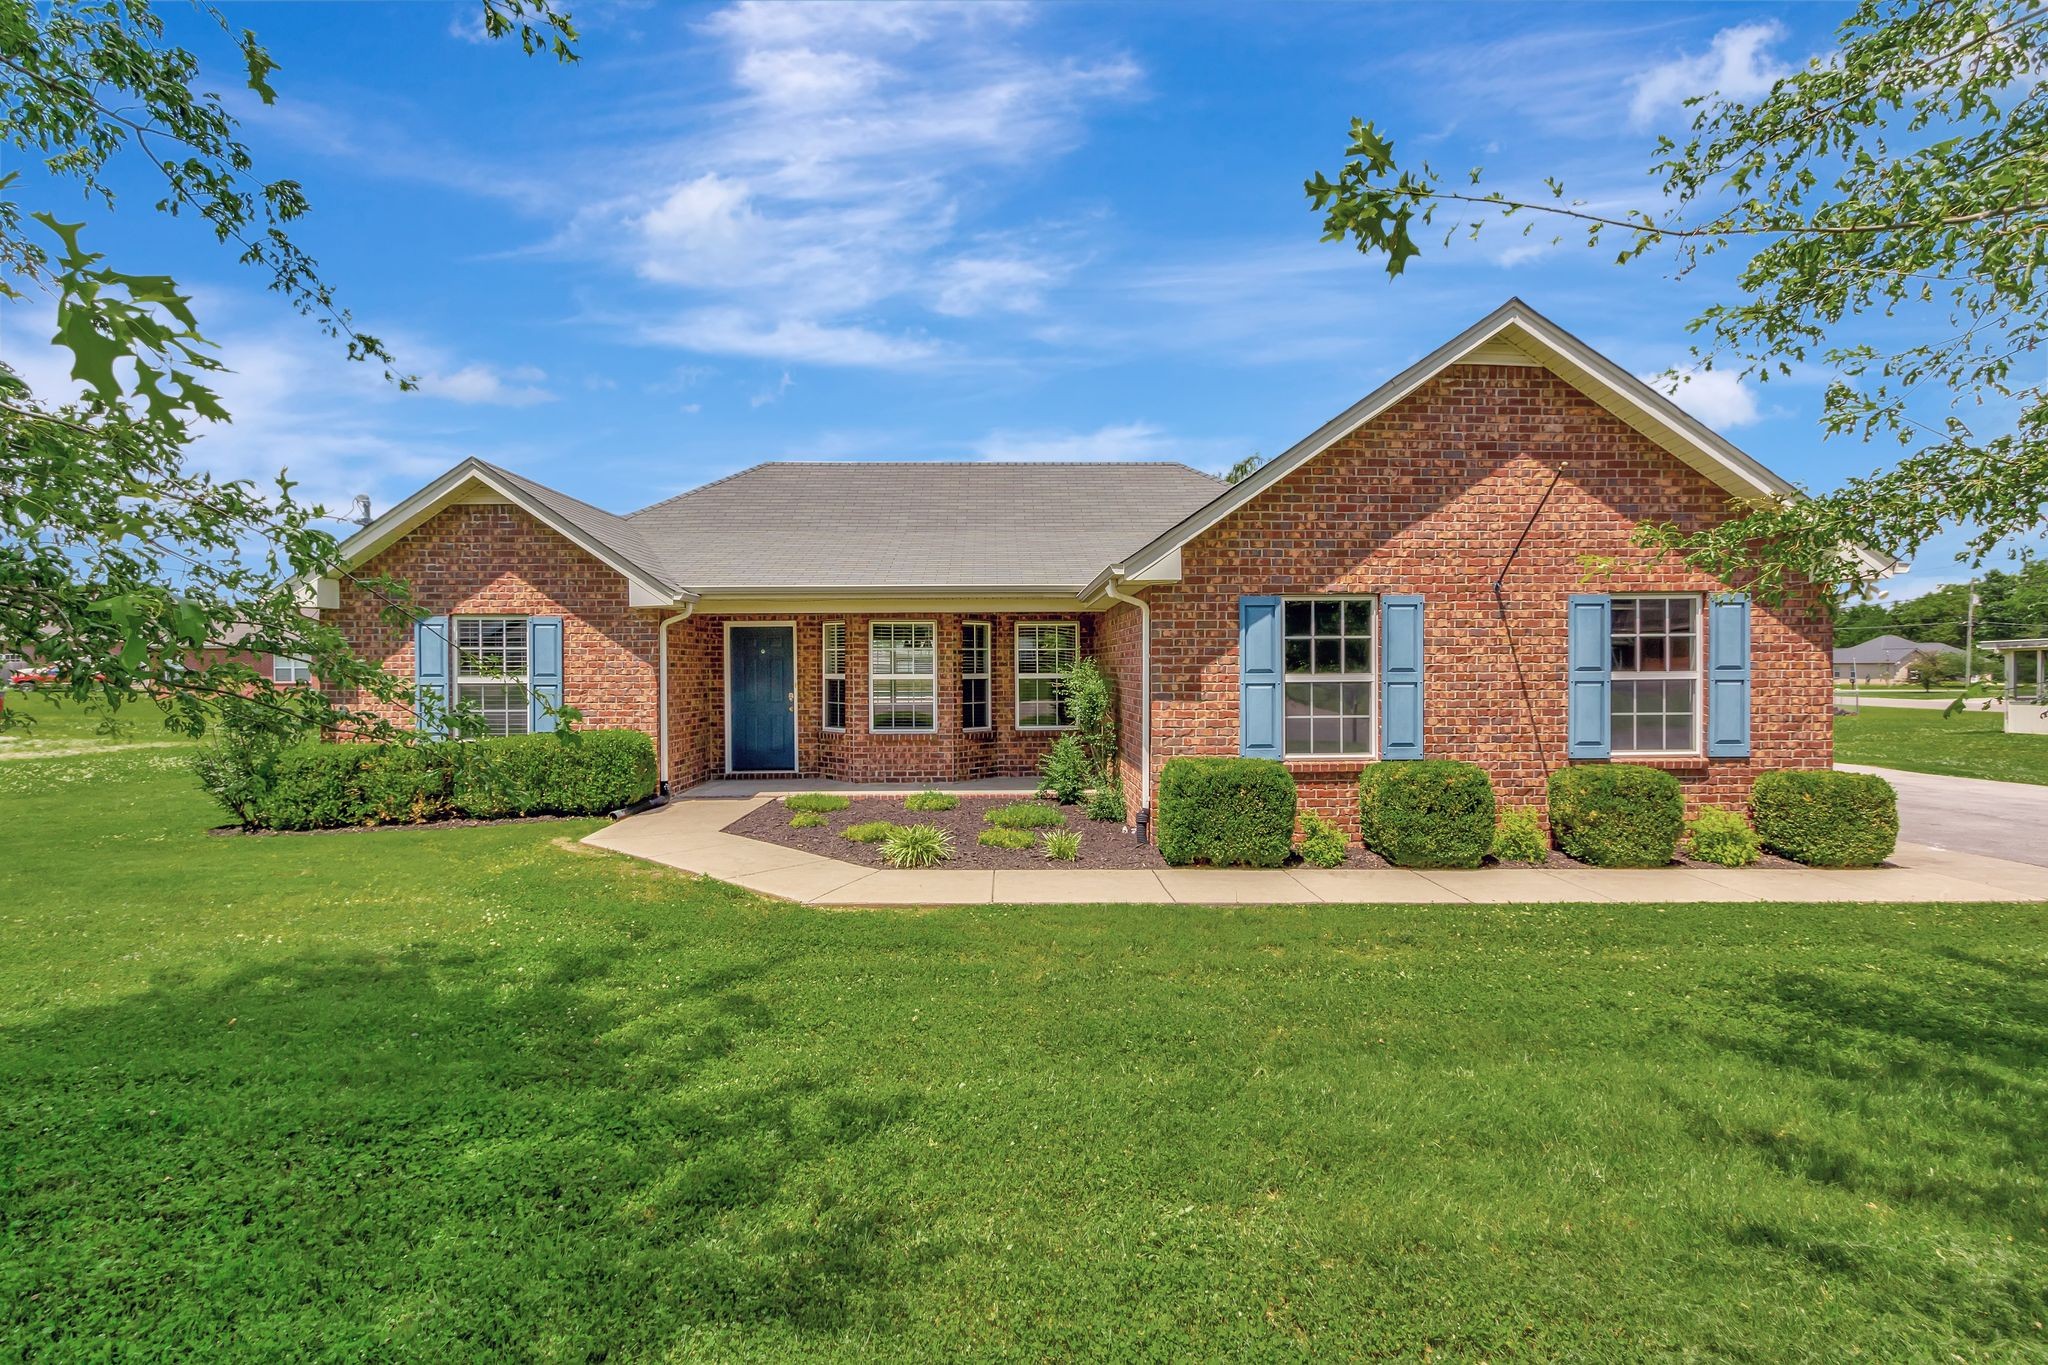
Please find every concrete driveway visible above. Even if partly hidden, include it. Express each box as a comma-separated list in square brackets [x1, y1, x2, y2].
[1839, 763, 2048, 869]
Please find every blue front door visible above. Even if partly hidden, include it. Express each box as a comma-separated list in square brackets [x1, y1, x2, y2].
[730, 625, 796, 771]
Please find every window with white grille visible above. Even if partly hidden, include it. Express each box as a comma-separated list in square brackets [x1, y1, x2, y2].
[1015, 621, 1078, 730]
[1610, 595, 1699, 754]
[453, 616, 529, 736]
[961, 622, 991, 730]
[1283, 597, 1375, 757]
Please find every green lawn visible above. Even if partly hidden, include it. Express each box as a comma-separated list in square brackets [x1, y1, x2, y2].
[0, 688, 181, 752]
[2, 741, 2045, 1359]
[1835, 703, 2048, 786]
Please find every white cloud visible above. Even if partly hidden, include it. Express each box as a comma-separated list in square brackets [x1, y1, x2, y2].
[1639, 365, 1762, 430]
[1628, 22, 1789, 128]
[749, 370, 795, 407]
[643, 310, 937, 368]
[973, 421, 1174, 462]
[575, 0, 1139, 367]
[415, 362, 555, 406]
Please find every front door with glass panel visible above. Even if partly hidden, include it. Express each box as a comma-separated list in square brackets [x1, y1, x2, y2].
[729, 625, 797, 771]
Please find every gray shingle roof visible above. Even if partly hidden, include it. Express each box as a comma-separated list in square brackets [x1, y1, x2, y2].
[1832, 634, 1963, 666]
[621, 462, 1227, 592]
[475, 461, 670, 587]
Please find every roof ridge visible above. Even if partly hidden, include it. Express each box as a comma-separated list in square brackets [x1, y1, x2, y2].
[475, 458, 636, 523]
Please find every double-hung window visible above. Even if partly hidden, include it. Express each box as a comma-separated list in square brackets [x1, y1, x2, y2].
[870, 621, 936, 732]
[1015, 621, 1078, 730]
[1610, 595, 1699, 754]
[272, 655, 311, 685]
[822, 622, 847, 730]
[961, 621, 991, 730]
[1283, 597, 1375, 757]
[453, 616, 530, 736]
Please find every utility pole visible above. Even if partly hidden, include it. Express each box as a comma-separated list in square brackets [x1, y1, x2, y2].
[1965, 585, 1980, 687]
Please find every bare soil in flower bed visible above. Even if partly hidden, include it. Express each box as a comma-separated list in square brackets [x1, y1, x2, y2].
[726, 795, 1168, 870]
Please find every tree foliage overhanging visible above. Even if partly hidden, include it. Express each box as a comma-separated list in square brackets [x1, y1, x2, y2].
[0, 0, 576, 738]
[1307, 0, 2048, 601]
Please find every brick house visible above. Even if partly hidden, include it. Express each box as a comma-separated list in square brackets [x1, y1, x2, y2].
[320, 300, 1880, 836]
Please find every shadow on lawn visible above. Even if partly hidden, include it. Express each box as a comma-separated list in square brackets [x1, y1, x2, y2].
[1, 941, 934, 1355]
[1693, 944, 2048, 1232]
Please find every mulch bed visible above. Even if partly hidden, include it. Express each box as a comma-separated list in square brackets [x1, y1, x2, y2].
[725, 796, 1794, 873]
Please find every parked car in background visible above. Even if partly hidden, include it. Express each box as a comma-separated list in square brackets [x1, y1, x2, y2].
[8, 666, 59, 690]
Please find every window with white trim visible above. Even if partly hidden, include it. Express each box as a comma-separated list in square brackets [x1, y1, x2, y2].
[272, 655, 311, 685]
[822, 622, 846, 730]
[1610, 595, 1699, 754]
[453, 616, 530, 736]
[961, 621, 991, 730]
[1015, 621, 1078, 730]
[869, 621, 935, 732]
[1283, 597, 1375, 757]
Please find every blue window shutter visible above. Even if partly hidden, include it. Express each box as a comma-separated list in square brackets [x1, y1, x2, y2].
[1239, 596, 1282, 758]
[1379, 593, 1425, 759]
[528, 615, 564, 733]
[1706, 594, 1752, 757]
[1566, 595, 1612, 759]
[414, 615, 449, 738]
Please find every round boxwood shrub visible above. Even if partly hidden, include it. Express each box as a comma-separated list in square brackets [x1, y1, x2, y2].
[1156, 756, 1296, 868]
[1547, 764, 1684, 868]
[1751, 770, 1897, 867]
[1356, 760, 1496, 869]
[256, 744, 375, 830]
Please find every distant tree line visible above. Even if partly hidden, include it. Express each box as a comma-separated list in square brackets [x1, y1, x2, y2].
[1838, 561, 2048, 651]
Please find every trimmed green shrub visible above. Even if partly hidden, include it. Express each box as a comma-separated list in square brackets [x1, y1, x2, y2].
[256, 744, 374, 830]
[1086, 781, 1127, 824]
[1041, 830, 1081, 861]
[1751, 770, 1898, 868]
[903, 790, 958, 812]
[1685, 806, 1760, 868]
[1036, 735, 1094, 805]
[1356, 760, 1496, 869]
[1156, 757, 1296, 868]
[842, 821, 900, 844]
[985, 801, 1067, 830]
[359, 743, 454, 824]
[1547, 765, 1684, 868]
[789, 810, 827, 829]
[881, 823, 952, 868]
[977, 826, 1036, 850]
[450, 731, 655, 818]
[784, 792, 851, 814]
[1296, 810, 1347, 869]
[1490, 807, 1548, 865]
[190, 728, 287, 828]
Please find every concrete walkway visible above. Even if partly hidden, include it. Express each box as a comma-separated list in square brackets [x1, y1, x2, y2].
[1836, 695, 1998, 711]
[581, 795, 2046, 907]
[1839, 762, 2048, 869]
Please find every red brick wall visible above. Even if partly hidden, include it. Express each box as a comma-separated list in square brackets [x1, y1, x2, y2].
[669, 613, 1095, 786]
[1144, 362, 1832, 836]
[1095, 600, 1147, 820]
[328, 503, 661, 736]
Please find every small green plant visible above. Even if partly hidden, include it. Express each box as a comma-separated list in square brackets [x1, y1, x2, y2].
[1085, 780, 1127, 823]
[788, 810, 828, 829]
[904, 790, 958, 812]
[784, 792, 850, 814]
[1296, 810, 1347, 868]
[1490, 807, 1549, 864]
[1036, 734, 1094, 805]
[881, 823, 953, 868]
[1040, 830, 1081, 861]
[842, 820, 900, 844]
[985, 801, 1067, 830]
[977, 826, 1037, 850]
[1684, 806, 1760, 867]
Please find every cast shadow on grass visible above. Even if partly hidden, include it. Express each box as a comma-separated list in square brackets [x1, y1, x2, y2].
[1692, 946, 2048, 1227]
[1, 943, 935, 1356]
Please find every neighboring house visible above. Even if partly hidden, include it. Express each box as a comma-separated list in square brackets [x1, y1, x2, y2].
[1831, 634, 1963, 684]
[321, 299, 1870, 835]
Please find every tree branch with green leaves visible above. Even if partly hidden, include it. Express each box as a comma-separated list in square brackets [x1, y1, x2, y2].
[1306, 0, 2048, 602]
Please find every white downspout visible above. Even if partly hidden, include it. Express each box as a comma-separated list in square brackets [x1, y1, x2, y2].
[657, 604, 694, 795]
[1102, 575, 1152, 827]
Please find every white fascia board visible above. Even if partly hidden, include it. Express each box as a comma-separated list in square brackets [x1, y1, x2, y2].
[337, 458, 690, 606]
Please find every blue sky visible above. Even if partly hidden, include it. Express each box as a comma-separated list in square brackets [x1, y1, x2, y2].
[5, 1, 2020, 600]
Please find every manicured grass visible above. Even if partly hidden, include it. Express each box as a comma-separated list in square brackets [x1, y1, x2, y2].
[1836, 703, 2048, 786]
[2, 744, 2045, 1357]
[0, 688, 180, 749]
